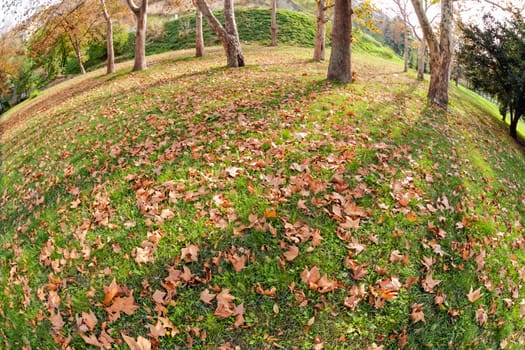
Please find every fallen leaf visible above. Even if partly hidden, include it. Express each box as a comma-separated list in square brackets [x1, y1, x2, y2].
[283, 245, 299, 261]
[422, 273, 441, 293]
[106, 294, 139, 321]
[255, 283, 277, 297]
[121, 333, 151, 350]
[476, 306, 488, 326]
[181, 244, 200, 262]
[200, 289, 216, 304]
[467, 287, 483, 303]
[410, 303, 425, 324]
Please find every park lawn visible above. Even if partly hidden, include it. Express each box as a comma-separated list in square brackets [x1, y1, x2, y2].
[1, 45, 525, 349]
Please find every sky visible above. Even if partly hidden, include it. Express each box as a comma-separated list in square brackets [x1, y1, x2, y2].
[0, 0, 59, 34]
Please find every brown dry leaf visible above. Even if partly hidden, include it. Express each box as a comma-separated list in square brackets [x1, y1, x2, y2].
[313, 335, 324, 350]
[300, 266, 321, 290]
[283, 245, 299, 261]
[410, 303, 425, 324]
[228, 253, 247, 272]
[148, 321, 166, 339]
[317, 274, 341, 293]
[200, 289, 216, 304]
[80, 334, 104, 348]
[103, 279, 119, 306]
[214, 289, 236, 319]
[81, 310, 98, 331]
[389, 250, 406, 264]
[467, 287, 483, 303]
[106, 295, 139, 321]
[49, 309, 64, 333]
[368, 343, 385, 350]
[255, 283, 277, 297]
[233, 303, 245, 328]
[121, 333, 151, 350]
[476, 306, 488, 326]
[152, 289, 167, 305]
[434, 291, 446, 306]
[422, 273, 441, 293]
[181, 244, 200, 262]
[225, 166, 243, 178]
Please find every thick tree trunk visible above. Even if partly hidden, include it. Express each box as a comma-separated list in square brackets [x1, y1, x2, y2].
[196, 9, 205, 57]
[195, 0, 244, 67]
[101, 0, 115, 74]
[327, 0, 352, 83]
[271, 0, 278, 46]
[417, 40, 425, 80]
[510, 114, 520, 139]
[313, 0, 328, 61]
[127, 0, 148, 71]
[411, 0, 453, 108]
[403, 24, 409, 72]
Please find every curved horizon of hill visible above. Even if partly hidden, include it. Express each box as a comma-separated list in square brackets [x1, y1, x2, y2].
[1, 44, 524, 349]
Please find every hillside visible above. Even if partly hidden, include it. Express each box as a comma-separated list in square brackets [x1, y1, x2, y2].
[1, 46, 525, 349]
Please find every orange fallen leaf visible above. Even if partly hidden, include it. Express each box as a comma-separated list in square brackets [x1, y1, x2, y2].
[103, 279, 120, 306]
[121, 333, 151, 350]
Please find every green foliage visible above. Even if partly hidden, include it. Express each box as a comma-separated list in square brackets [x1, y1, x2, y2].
[147, 8, 317, 54]
[459, 14, 525, 138]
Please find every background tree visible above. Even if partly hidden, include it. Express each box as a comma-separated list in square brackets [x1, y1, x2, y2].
[271, 0, 278, 46]
[411, 0, 453, 107]
[126, 0, 148, 71]
[393, 0, 411, 72]
[194, 0, 244, 67]
[313, 0, 333, 61]
[99, 0, 126, 73]
[195, 8, 205, 56]
[459, 13, 525, 139]
[327, 0, 352, 83]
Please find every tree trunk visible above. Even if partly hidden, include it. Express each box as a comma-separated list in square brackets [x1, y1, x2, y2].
[195, 0, 245, 67]
[327, 0, 352, 83]
[127, 0, 148, 71]
[417, 40, 425, 80]
[101, 0, 115, 74]
[73, 41, 86, 74]
[313, 0, 328, 61]
[411, 0, 453, 108]
[403, 24, 409, 72]
[271, 0, 278, 46]
[196, 9, 205, 57]
[509, 113, 520, 139]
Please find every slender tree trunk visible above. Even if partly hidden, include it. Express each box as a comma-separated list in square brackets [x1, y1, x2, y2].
[196, 9, 205, 57]
[327, 0, 352, 83]
[73, 41, 86, 74]
[101, 0, 115, 74]
[313, 0, 328, 61]
[195, 0, 245, 67]
[417, 40, 425, 80]
[403, 24, 409, 72]
[271, 0, 278, 46]
[127, 0, 148, 71]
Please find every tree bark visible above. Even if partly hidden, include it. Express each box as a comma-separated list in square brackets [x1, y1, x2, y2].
[411, 0, 453, 107]
[327, 0, 352, 83]
[271, 0, 278, 46]
[417, 39, 425, 80]
[101, 0, 115, 74]
[69, 36, 86, 74]
[195, 9, 205, 57]
[194, 0, 244, 67]
[313, 0, 328, 61]
[403, 24, 409, 72]
[127, 0, 148, 71]
[510, 113, 520, 139]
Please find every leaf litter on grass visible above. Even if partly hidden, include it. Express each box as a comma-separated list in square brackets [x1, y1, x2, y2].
[0, 46, 525, 349]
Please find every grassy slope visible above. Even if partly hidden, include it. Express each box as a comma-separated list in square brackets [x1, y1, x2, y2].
[1, 45, 525, 349]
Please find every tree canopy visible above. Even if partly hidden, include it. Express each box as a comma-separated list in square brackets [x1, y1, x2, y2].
[459, 13, 525, 139]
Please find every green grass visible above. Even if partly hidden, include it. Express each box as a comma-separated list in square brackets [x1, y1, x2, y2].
[147, 8, 318, 54]
[1, 45, 525, 349]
